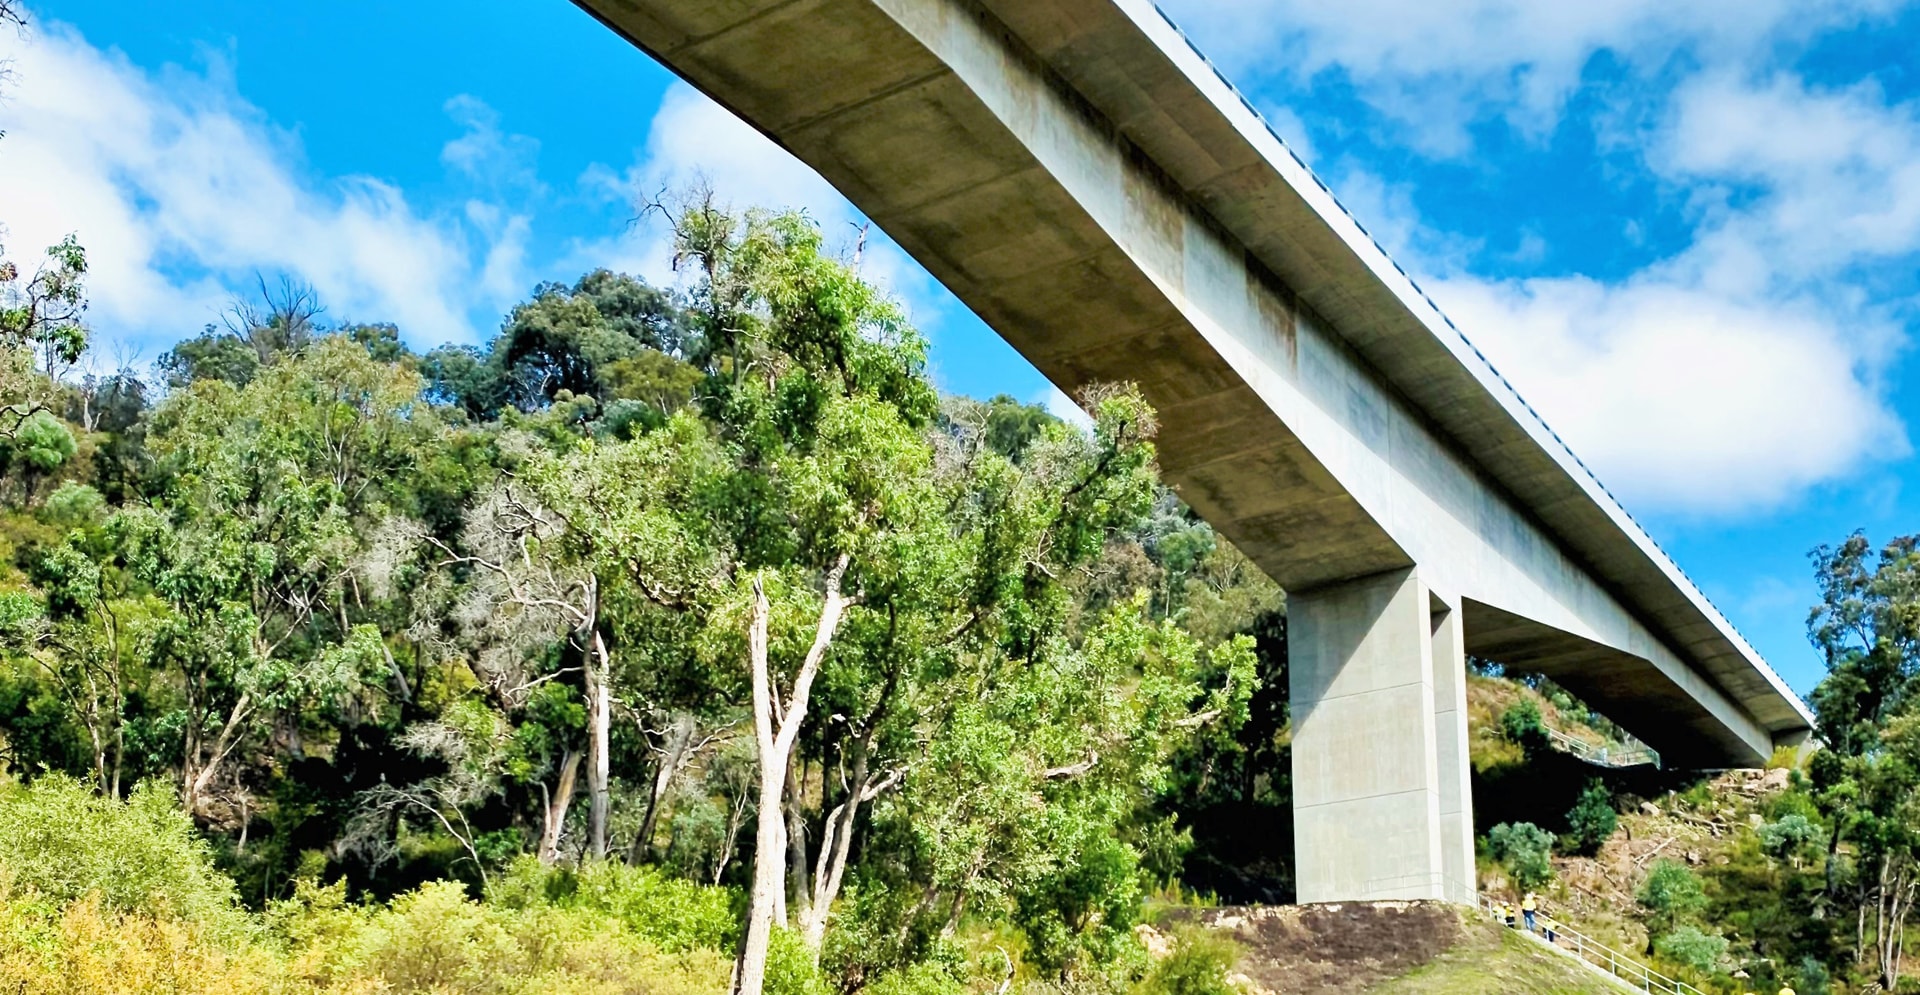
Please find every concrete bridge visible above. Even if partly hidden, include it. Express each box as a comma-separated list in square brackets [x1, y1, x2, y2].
[572, 0, 1817, 905]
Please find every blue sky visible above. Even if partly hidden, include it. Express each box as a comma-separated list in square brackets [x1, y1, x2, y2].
[4, 0, 1919, 695]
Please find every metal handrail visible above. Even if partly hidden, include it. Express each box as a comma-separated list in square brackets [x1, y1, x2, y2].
[1477, 896, 1706, 995]
[1547, 727, 1662, 769]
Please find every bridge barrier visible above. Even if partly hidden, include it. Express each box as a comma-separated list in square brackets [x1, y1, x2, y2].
[1547, 727, 1663, 769]
[1477, 895, 1706, 995]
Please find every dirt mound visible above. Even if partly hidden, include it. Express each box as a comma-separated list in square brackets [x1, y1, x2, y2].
[1161, 902, 1467, 995]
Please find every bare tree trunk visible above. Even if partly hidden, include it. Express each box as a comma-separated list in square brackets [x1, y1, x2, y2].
[587, 622, 612, 860]
[716, 783, 750, 886]
[184, 692, 252, 819]
[801, 730, 901, 949]
[633, 713, 697, 863]
[734, 559, 851, 995]
[788, 762, 811, 930]
[540, 748, 583, 864]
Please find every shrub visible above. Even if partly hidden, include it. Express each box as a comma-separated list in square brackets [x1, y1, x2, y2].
[303, 877, 730, 995]
[1653, 925, 1727, 973]
[1137, 928, 1240, 995]
[501, 857, 737, 952]
[1757, 814, 1820, 864]
[1562, 779, 1618, 856]
[1499, 701, 1547, 751]
[1793, 954, 1831, 995]
[9, 411, 75, 473]
[0, 776, 247, 939]
[767, 924, 831, 995]
[0, 891, 281, 994]
[1637, 860, 1707, 948]
[1486, 822, 1554, 889]
[868, 961, 968, 995]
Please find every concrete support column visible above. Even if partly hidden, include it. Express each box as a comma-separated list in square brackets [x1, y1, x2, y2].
[1290, 567, 1470, 903]
[1429, 593, 1476, 905]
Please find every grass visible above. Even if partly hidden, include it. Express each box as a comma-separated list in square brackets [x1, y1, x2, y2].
[1371, 924, 1624, 995]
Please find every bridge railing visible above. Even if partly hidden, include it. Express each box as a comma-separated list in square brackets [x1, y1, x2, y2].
[1547, 727, 1662, 769]
[1476, 896, 1705, 995]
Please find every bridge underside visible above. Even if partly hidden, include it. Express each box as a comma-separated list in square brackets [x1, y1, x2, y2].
[575, 0, 1817, 903]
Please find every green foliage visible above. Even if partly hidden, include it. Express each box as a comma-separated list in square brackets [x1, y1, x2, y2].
[1498, 700, 1547, 750]
[1561, 779, 1617, 857]
[276, 877, 729, 995]
[1637, 860, 1707, 943]
[1136, 928, 1240, 995]
[1793, 955, 1831, 995]
[1652, 925, 1726, 973]
[1486, 822, 1554, 889]
[766, 925, 831, 995]
[8, 410, 74, 473]
[866, 960, 968, 995]
[0, 197, 1305, 994]
[0, 776, 247, 938]
[1757, 813, 1820, 862]
[491, 856, 735, 952]
[40, 480, 104, 528]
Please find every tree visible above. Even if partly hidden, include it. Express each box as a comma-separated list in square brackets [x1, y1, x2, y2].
[0, 234, 88, 430]
[1488, 821, 1554, 890]
[127, 336, 431, 819]
[1563, 779, 1618, 856]
[1805, 533, 1920, 989]
[1639, 859, 1708, 953]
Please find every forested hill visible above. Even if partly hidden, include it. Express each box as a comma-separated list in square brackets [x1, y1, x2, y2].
[0, 195, 1293, 987]
[5, 180, 1920, 993]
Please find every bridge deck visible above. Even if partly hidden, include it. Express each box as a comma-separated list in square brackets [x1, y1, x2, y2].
[574, 0, 1815, 764]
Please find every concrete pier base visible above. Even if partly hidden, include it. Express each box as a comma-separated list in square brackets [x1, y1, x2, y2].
[1290, 569, 1473, 903]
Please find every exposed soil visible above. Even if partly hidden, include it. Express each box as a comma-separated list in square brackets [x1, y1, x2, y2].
[1158, 902, 1468, 995]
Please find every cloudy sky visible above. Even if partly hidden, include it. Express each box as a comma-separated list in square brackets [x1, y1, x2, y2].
[3, 0, 1918, 692]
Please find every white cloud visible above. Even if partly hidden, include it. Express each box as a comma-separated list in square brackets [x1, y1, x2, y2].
[1659, 73, 1920, 271]
[567, 83, 947, 329]
[0, 22, 526, 349]
[1406, 69, 1920, 514]
[442, 94, 544, 196]
[1157, 0, 1909, 153]
[1431, 270, 1905, 513]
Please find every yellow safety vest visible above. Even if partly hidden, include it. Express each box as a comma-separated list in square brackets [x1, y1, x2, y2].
[1522, 895, 1537, 911]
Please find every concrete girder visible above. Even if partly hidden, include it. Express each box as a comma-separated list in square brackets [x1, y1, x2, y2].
[571, 0, 1813, 772]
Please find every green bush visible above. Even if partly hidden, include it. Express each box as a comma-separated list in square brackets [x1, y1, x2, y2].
[1757, 814, 1820, 862]
[1562, 779, 1618, 856]
[1793, 954, 1831, 995]
[10, 411, 75, 473]
[1499, 700, 1547, 751]
[1486, 822, 1554, 889]
[0, 776, 247, 939]
[1652, 925, 1726, 973]
[866, 960, 968, 995]
[767, 924, 831, 995]
[305, 877, 729, 995]
[1136, 928, 1240, 995]
[1637, 860, 1707, 946]
[489, 856, 736, 952]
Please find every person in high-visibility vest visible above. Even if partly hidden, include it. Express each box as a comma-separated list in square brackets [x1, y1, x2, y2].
[1538, 912, 1558, 944]
[1521, 892, 1538, 933]
[1502, 903, 1516, 928]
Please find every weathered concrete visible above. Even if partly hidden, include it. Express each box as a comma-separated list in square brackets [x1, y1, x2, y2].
[572, 0, 1818, 899]
[1430, 593, 1475, 906]
[1292, 569, 1448, 902]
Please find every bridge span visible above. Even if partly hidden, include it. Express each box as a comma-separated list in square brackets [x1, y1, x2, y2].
[572, 0, 1817, 905]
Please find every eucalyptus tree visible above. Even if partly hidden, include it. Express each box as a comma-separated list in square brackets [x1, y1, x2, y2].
[1807, 533, 1920, 989]
[125, 335, 436, 819]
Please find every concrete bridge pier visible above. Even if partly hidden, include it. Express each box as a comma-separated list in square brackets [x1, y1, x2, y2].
[1290, 568, 1475, 904]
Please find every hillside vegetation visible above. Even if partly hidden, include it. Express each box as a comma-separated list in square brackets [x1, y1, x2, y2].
[0, 182, 1918, 994]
